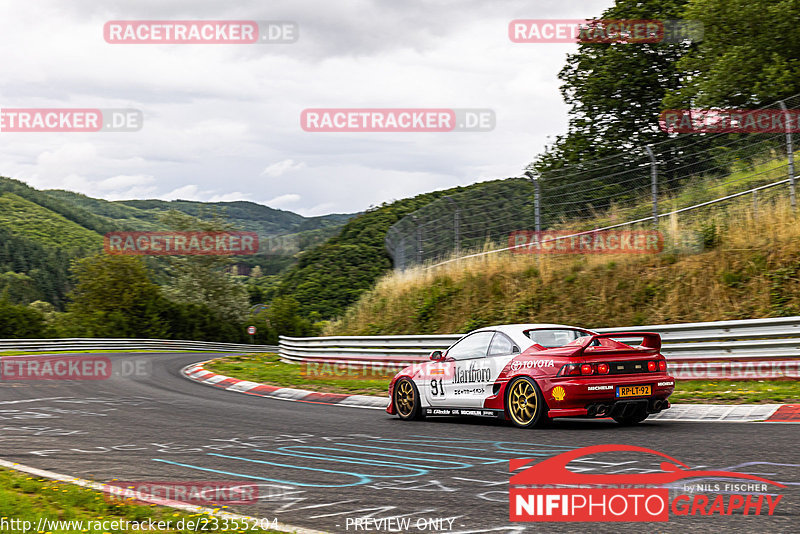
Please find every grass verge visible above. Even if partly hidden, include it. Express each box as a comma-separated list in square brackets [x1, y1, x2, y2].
[204, 354, 800, 404]
[0, 468, 281, 533]
[205, 353, 390, 397]
[325, 193, 800, 336]
[669, 380, 799, 404]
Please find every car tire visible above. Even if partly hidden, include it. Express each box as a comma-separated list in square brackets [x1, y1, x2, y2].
[505, 376, 548, 428]
[612, 413, 649, 425]
[394, 378, 425, 421]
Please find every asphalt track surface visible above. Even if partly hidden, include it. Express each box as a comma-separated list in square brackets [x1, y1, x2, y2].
[0, 352, 797, 534]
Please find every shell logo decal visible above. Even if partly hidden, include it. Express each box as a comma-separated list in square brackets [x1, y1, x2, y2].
[552, 386, 566, 401]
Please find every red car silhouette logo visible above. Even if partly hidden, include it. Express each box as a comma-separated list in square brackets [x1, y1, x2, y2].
[510, 443, 785, 487]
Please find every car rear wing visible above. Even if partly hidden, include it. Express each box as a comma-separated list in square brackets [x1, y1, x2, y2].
[575, 332, 662, 357]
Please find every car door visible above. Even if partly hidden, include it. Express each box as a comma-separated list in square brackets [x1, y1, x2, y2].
[486, 331, 521, 388]
[426, 331, 494, 407]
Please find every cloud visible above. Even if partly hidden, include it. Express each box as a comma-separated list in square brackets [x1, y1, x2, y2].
[207, 191, 251, 202]
[261, 159, 307, 177]
[264, 193, 301, 207]
[296, 202, 336, 217]
[162, 184, 203, 200]
[0, 0, 616, 216]
[96, 174, 155, 191]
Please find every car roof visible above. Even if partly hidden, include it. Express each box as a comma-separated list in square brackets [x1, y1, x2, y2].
[472, 324, 595, 335]
[460, 324, 597, 350]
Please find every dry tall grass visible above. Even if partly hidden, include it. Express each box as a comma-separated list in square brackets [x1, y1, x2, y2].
[327, 192, 800, 335]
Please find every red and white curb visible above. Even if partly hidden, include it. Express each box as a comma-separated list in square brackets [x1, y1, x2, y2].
[181, 362, 389, 410]
[650, 403, 800, 423]
[182, 362, 799, 422]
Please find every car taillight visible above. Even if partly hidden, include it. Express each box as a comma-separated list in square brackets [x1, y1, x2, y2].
[647, 361, 657, 372]
[560, 364, 581, 376]
[597, 363, 609, 374]
[659, 360, 667, 372]
[581, 364, 594, 375]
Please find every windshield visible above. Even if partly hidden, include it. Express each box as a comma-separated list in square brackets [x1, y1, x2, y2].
[524, 328, 591, 348]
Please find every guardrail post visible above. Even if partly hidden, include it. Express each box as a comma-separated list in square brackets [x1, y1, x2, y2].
[779, 100, 796, 211]
[645, 145, 658, 226]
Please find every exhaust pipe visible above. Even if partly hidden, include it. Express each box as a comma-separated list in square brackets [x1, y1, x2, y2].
[596, 404, 608, 416]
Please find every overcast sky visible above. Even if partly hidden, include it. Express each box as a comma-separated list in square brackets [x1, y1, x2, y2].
[0, 1, 613, 216]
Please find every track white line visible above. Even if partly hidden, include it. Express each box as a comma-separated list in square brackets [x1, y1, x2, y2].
[0, 458, 328, 534]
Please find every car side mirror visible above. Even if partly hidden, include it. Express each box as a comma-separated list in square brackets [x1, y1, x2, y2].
[429, 350, 444, 361]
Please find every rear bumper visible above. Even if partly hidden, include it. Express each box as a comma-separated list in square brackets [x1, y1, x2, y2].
[484, 373, 675, 418]
[549, 399, 671, 418]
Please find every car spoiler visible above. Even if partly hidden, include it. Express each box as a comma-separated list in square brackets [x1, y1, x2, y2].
[575, 332, 662, 357]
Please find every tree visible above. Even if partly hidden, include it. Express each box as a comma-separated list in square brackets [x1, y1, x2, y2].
[664, 0, 800, 107]
[67, 254, 167, 337]
[530, 0, 695, 176]
[158, 210, 250, 323]
[0, 300, 48, 338]
[266, 296, 314, 338]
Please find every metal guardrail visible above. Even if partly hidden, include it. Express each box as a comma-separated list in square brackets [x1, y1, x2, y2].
[280, 317, 800, 380]
[0, 338, 278, 353]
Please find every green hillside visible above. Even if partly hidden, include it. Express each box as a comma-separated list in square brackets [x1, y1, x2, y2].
[44, 190, 353, 235]
[0, 177, 356, 309]
[273, 178, 520, 319]
[0, 178, 118, 235]
[0, 193, 102, 250]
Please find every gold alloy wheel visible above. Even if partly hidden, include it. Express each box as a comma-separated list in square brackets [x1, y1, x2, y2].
[395, 380, 415, 417]
[508, 379, 538, 426]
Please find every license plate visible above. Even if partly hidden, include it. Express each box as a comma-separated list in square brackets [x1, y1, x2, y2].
[617, 385, 651, 397]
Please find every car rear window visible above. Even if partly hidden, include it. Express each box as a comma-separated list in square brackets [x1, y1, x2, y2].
[524, 328, 591, 348]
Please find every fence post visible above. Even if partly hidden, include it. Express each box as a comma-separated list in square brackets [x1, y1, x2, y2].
[524, 171, 541, 234]
[779, 100, 796, 211]
[645, 145, 658, 226]
[412, 215, 422, 265]
[397, 236, 406, 271]
[444, 195, 460, 255]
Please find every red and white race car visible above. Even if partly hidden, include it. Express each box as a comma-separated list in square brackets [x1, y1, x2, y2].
[386, 324, 674, 427]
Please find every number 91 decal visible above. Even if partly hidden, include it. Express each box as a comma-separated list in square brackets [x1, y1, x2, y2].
[430, 378, 445, 397]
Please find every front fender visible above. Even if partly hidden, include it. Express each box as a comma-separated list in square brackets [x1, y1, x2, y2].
[386, 366, 423, 414]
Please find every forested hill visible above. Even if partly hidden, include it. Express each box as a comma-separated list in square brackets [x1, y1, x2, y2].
[273, 177, 524, 320]
[0, 176, 354, 308]
[43, 189, 352, 236]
